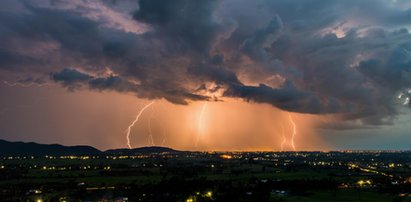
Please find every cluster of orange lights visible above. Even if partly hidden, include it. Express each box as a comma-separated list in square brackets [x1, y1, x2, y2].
[220, 154, 233, 159]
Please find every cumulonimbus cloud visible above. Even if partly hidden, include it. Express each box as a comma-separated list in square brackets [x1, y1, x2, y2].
[1, 0, 411, 128]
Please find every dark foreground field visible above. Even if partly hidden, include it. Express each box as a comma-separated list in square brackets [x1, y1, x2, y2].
[1, 151, 411, 201]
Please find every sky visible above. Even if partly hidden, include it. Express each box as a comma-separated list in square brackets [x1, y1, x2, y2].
[0, 0, 411, 151]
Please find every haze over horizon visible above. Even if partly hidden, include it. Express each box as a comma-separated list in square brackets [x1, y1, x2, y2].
[1, 0, 411, 151]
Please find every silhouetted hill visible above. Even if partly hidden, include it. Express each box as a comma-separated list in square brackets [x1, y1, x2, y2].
[105, 146, 178, 155]
[0, 139, 102, 156]
[0, 139, 180, 156]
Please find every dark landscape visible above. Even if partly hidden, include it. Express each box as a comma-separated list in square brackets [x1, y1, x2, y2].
[0, 140, 410, 201]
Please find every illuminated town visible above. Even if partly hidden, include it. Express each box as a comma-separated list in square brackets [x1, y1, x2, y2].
[1, 150, 411, 201]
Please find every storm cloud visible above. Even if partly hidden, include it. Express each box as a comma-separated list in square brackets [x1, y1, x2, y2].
[1, 0, 411, 127]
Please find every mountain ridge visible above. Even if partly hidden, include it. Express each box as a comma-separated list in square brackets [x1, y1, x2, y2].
[0, 139, 178, 156]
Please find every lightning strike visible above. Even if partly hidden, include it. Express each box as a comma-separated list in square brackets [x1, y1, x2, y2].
[161, 126, 167, 146]
[3, 81, 54, 87]
[146, 105, 158, 146]
[148, 112, 155, 146]
[195, 102, 208, 147]
[288, 113, 297, 151]
[125, 101, 155, 149]
[157, 100, 169, 146]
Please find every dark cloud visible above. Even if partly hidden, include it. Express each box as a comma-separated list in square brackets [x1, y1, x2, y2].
[133, 0, 223, 53]
[187, 65, 240, 86]
[52, 68, 93, 90]
[241, 15, 283, 62]
[224, 81, 324, 113]
[2, 0, 411, 128]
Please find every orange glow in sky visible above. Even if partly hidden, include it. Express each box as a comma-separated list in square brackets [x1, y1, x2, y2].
[0, 85, 328, 151]
[116, 96, 327, 151]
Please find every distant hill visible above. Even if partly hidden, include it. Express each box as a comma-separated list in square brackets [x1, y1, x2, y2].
[0, 139, 179, 156]
[0, 139, 102, 156]
[105, 146, 178, 155]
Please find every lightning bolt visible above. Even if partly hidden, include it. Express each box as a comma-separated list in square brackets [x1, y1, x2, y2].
[3, 81, 55, 87]
[125, 101, 155, 149]
[148, 108, 155, 146]
[1, 80, 59, 118]
[161, 126, 167, 146]
[157, 100, 169, 146]
[195, 102, 208, 148]
[278, 113, 297, 151]
[288, 113, 297, 151]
